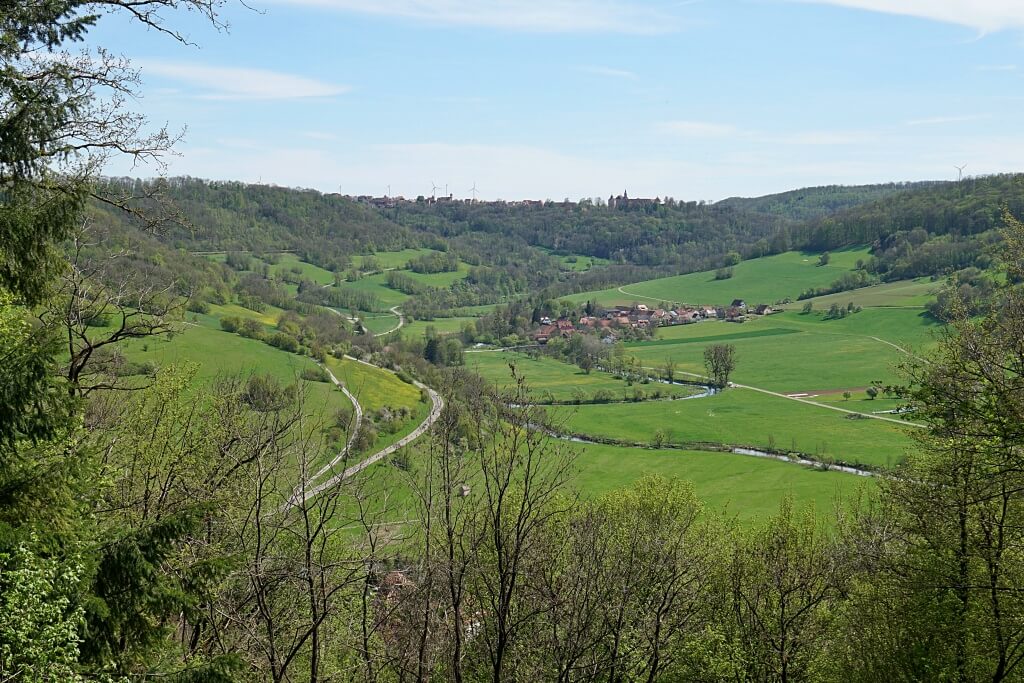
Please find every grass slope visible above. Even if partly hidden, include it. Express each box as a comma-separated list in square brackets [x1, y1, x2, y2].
[403, 317, 477, 339]
[623, 308, 940, 393]
[356, 249, 441, 269]
[570, 442, 873, 521]
[468, 351, 700, 402]
[552, 387, 914, 469]
[567, 248, 871, 307]
[268, 254, 336, 286]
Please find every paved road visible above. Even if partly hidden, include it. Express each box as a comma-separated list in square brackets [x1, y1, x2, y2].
[295, 363, 365, 492]
[288, 363, 444, 506]
[378, 306, 405, 336]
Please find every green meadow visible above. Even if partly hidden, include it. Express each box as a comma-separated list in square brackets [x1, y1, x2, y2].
[345, 434, 873, 528]
[623, 308, 940, 393]
[467, 350, 700, 402]
[567, 248, 871, 307]
[336, 273, 410, 309]
[323, 356, 422, 415]
[119, 315, 354, 429]
[359, 313, 402, 335]
[550, 387, 915, 469]
[268, 253, 336, 285]
[569, 442, 873, 521]
[402, 316, 477, 339]
[355, 248, 441, 269]
[537, 247, 611, 272]
[207, 302, 286, 328]
[402, 261, 472, 287]
[787, 277, 938, 310]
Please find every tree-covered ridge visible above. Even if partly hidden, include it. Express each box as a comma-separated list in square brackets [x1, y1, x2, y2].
[718, 181, 935, 222]
[96, 177, 419, 272]
[795, 173, 1024, 250]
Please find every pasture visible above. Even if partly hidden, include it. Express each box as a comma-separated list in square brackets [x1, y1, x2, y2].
[566, 248, 872, 307]
[467, 350, 701, 402]
[551, 387, 915, 469]
[787, 277, 938, 310]
[349, 434, 873, 528]
[402, 316, 477, 339]
[268, 253, 336, 286]
[355, 248, 441, 270]
[623, 308, 940, 393]
[336, 273, 410, 309]
[570, 442, 873, 521]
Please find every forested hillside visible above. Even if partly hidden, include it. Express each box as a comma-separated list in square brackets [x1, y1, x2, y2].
[719, 181, 932, 222]
[794, 173, 1024, 249]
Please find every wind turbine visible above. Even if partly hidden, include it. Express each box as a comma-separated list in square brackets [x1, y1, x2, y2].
[469, 181, 479, 202]
[430, 181, 439, 199]
[387, 184, 391, 197]
[954, 164, 968, 182]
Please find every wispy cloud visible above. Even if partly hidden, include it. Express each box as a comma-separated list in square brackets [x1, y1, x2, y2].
[575, 65, 638, 79]
[276, 0, 680, 34]
[138, 61, 349, 100]
[657, 120, 738, 137]
[906, 114, 990, 126]
[791, 1, 1024, 33]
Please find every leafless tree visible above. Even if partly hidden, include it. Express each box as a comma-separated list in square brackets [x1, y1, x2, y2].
[38, 222, 185, 396]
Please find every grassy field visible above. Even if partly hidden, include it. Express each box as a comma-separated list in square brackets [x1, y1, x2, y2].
[468, 351, 700, 402]
[360, 313, 402, 335]
[347, 435, 874, 528]
[566, 248, 872, 307]
[355, 248, 441, 270]
[402, 263, 472, 288]
[336, 273, 410, 309]
[622, 308, 941, 393]
[536, 248, 611, 272]
[551, 387, 915, 469]
[784, 277, 938, 310]
[403, 316, 477, 339]
[268, 253, 336, 286]
[324, 356, 422, 415]
[207, 302, 285, 327]
[322, 355, 431, 455]
[119, 316, 354, 439]
[570, 442, 874, 521]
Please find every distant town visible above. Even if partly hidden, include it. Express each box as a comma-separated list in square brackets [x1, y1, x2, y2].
[339, 190, 681, 210]
[532, 300, 775, 344]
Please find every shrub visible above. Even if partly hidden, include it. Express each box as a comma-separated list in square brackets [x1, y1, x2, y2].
[301, 366, 330, 382]
[186, 299, 210, 314]
[243, 375, 295, 412]
[268, 332, 300, 353]
[220, 316, 242, 333]
[238, 318, 266, 340]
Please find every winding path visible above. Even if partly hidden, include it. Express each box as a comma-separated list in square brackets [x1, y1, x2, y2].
[616, 285, 666, 303]
[636, 365, 926, 428]
[293, 363, 364, 496]
[378, 306, 405, 336]
[288, 359, 444, 506]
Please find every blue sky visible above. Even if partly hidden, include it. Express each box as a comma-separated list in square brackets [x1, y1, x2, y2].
[91, 0, 1024, 201]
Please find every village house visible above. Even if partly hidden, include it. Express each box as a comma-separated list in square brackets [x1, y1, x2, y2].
[532, 324, 557, 344]
[754, 304, 774, 315]
[725, 307, 746, 323]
